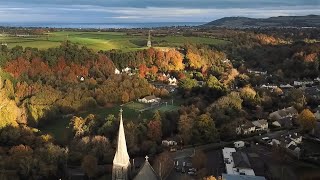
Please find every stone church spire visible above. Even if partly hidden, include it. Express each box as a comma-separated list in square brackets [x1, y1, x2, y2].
[112, 108, 130, 180]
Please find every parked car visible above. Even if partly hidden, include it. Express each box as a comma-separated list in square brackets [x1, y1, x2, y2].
[188, 168, 197, 172]
[188, 171, 197, 176]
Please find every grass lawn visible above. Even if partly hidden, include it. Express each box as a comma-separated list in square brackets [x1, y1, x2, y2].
[39, 116, 72, 144]
[153, 104, 180, 112]
[0, 31, 228, 52]
[124, 102, 148, 110]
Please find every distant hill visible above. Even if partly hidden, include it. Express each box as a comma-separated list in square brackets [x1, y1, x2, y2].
[203, 15, 320, 28]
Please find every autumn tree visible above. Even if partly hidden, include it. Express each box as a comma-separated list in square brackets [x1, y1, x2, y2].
[69, 115, 97, 137]
[139, 64, 148, 78]
[153, 151, 174, 179]
[186, 50, 203, 69]
[149, 65, 158, 75]
[179, 78, 198, 90]
[193, 113, 218, 143]
[166, 49, 184, 71]
[3, 79, 14, 99]
[147, 111, 162, 142]
[124, 121, 139, 154]
[192, 150, 207, 170]
[203, 176, 217, 180]
[287, 89, 306, 111]
[178, 106, 200, 144]
[0, 87, 19, 128]
[297, 109, 316, 132]
[121, 91, 130, 103]
[98, 114, 117, 137]
[178, 114, 194, 145]
[240, 86, 259, 108]
[81, 155, 98, 179]
[206, 75, 225, 93]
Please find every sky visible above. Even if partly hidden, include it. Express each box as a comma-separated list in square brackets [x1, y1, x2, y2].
[0, 0, 319, 23]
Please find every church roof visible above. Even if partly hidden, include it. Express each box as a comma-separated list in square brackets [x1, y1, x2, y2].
[134, 157, 160, 180]
[113, 108, 130, 166]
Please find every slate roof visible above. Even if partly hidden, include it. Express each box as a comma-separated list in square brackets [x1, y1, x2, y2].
[232, 151, 251, 169]
[133, 159, 160, 180]
[304, 87, 320, 97]
[269, 107, 298, 120]
[252, 120, 268, 127]
[278, 117, 293, 128]
[242, 122, 255, 129]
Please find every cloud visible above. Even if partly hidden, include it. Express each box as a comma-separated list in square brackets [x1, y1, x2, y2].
[5, 0, 320, 8]
[0, 1, 318, 23]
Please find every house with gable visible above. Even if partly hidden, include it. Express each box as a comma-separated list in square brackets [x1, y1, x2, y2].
[252, 119, 268, 132]
[138, 95, 161, 104]
[168, 77, 177, 86]
[236, 122, 256, 135]
[269, 106, 298, 121]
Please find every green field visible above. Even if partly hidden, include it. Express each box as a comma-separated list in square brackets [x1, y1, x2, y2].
[39, 101, 181, 143]
[0, 31, 228, 51]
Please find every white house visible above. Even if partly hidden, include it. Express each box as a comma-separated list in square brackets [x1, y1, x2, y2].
[260, 84, 278, 89]
[122, 67, 132, 73]
[252, 119, 268, 131]
[115, 68, 121, 74]
[162, 140, 177, 147]
[236, 122, 256, 135]
[289, 133, 302, 144]
[138, 95, 161, 104]
[162, 73, 170, 78]
[168, 77, 177, 86]
[247, 69, 267, 75]
[274, 133, 302, 146]
[294, 81, 314, 87]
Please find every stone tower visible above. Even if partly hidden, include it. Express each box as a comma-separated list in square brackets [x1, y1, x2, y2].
[147, 30, 152, 48]
[112, 108, 131, 180]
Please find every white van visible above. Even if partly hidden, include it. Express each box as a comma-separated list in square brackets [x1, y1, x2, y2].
[234, 141, 245, 148]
